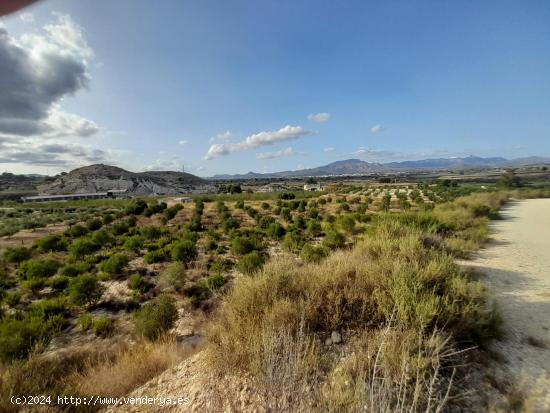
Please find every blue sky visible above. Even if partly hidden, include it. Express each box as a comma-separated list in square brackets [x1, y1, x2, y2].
[1, 0, 549, 176]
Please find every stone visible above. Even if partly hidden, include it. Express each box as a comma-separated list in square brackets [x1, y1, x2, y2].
[331, 331, 342, 344]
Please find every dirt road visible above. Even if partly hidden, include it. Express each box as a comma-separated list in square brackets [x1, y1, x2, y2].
[467, 199, 550, 411]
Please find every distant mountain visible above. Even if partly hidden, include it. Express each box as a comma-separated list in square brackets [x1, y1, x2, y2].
[39, 164, 214, 195]
[209, 155, 550, 180]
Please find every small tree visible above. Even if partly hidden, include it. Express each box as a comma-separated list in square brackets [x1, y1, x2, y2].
[134, 295, 178, 341]
[171, 240, 198, 264]
[68, 275, 103, 306]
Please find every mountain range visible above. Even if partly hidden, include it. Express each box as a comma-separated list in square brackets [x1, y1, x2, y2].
[210, 156, 550, 180]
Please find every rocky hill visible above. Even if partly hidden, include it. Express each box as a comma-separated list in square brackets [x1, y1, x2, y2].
[38, 164, 214, 196]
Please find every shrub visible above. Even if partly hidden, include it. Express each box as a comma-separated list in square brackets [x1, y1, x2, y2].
[279, 192, 296, 200]
[231, 237, 256, 255]
[123, 235, 144, 252]
[61, 262, 90, 277]
[65, 225, 88, 238]
[128, 274, 152, 294]
[159, 262, 186, 293]
[102, 214, 114, 225]
[98, 254, 129, 276]
[68, 275, 103, 306]
[257, 216, 275, 229]
[235, 200, 245, 209]
[92, 230, 115, 246]
[171, 240, 198, 264]
[3, 247, 31, 263]
[223, 217, 240, 233]
[134, 295, 178, 341]
[17, 259, 60, 279]
[125, 199, 148, 215]
[141, 226, 162, 239]
[86, 218, 103, 231]
[261, 202, 271, 210]
[92, 316, 115, 338]
[337, 215, 356, 233]
[236, 251, 266, 275]
[3, 291, 22, 307]
[34, 235, 68, 252]
[112, 222, 130, 235]
[209, 258, 233, 275]
[282, 231, 305, 253]
[69, 237, 99, 258]
[322, 230, 346, 249]
[79, 314, 93, 331]
[266, 222, 286, 239]
[280, 208, 292, 222]
[50, 275, 69, 291]
[143, 249, 168, 264]
[300, 243, 328, 263]
[21, 278, 46, 293]
[306, 220, 322, 237]
[206, 274, 226, 290]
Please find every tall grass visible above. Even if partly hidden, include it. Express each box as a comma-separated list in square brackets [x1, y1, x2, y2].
[206, 211, 500, 411]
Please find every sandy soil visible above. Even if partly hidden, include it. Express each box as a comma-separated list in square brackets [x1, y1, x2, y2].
[466, 199, 550, 411]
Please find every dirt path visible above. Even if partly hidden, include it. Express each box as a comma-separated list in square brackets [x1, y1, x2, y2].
[467, 199, 550, 411]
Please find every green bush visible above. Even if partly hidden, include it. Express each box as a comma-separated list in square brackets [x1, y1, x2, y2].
[91, 229, 115, 246]
[92, 316, 114, 338]
[235, 200, 245, 209]
[98, 253, 128, 275]
[49, 275, 69, 291]
[337, 215, 356, 233]
[231, 236, 263, 255]
[323, 230, 346, 249]
[78, 314, 93, 331]
[223, 217, 240, 233]
[282, 231, 305, 253]
[159, 262, 186, 292]
[128, 274, 152, 293]
[86, 218, 103, 231]
[60, 262, 90, 277]
[306, 220, 322, 237]
[207, 274, 226, 290]
[3, 291, 22, 307]
[237, 251, 265, 275]
[3, 247, 31, 263]
[68, 275, 103, 306]
[65, 225, 88, 238]
[266, 222, 286, 239]
[300, 243, 328, 263]
[17, 259, 60, 279]
[171, 240, 198, 264]
[257, 216, 275, 229]
[134, 295, 178, 341]
[143, 249, 168, 264]
[34, 235, 68, 252]
[21, 278, 46, 293]
[209, 258, 233, 275]
[123, 235, 144, 252]
[68, 237, 99, 257]
[141, 226, 162, 239]
[112, 222, 130, 235]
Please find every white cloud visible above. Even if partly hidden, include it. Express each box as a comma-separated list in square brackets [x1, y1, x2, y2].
[256, 147, 298, 160]
[204, 125, 314, 159]
[351, 147, 398, 161]
[209, 130, 232, 143]
[370, 124, 383, 134]
[19, 13, 35, 24]
[307, 112, 331, 123]
[324, 147, 335, 152]
[0, 13, 97, 138]
[178, 140, 188, 145]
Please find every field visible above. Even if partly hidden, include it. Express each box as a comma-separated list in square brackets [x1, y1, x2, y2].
[1, 180, 550, 412]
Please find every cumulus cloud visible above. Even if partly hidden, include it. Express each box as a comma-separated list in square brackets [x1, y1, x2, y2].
[0, 13, 97, 138]
[19, 13, 35, 24]
[307, 112, 331, 123]
[208, 130, 232, 144]
[178, 140, 188, 145]
[256, 147, 298, 160]
[204, 125, 313, 160]
[324, 147, 335, 152]
[370, 124, 383, 134]
[0, 135, 108, 166]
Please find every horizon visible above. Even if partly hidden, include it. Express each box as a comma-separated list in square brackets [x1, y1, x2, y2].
[1, 1, 550, 176]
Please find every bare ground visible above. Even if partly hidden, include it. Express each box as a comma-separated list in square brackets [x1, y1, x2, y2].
[466, 199, 550, 411]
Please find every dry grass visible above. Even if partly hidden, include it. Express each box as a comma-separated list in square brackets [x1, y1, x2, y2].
[206, 211, 500, 411]
[68, 337, 191, 398]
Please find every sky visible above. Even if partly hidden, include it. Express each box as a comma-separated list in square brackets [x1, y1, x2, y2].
[0, 0, 549, 177]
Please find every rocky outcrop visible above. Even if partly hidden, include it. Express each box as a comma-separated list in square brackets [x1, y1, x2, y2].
[37, 164, 215, 196]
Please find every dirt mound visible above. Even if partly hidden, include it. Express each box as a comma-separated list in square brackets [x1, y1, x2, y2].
[37, 164, 214, 196]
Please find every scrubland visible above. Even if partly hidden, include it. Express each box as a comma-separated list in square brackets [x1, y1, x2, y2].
[0, 183, 549, 412]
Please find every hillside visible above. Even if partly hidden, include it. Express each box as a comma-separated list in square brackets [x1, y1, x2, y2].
[38, 164, 214, 196]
